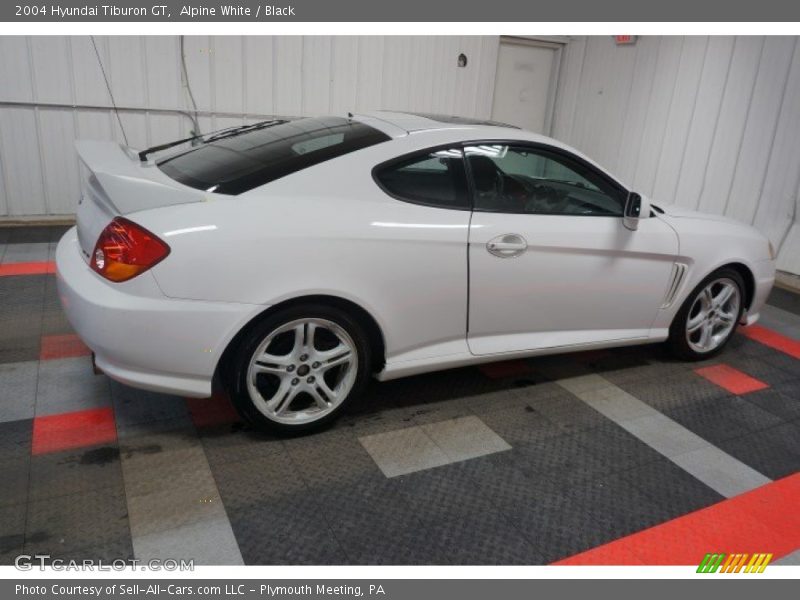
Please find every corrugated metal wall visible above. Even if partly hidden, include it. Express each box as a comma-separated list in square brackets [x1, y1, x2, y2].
[553, 36, 800, 274]
[1, 35, 799, 274]
[0, 35, 500, 218]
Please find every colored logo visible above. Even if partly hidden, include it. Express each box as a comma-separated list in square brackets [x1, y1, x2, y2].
[697, 553, 772, 573]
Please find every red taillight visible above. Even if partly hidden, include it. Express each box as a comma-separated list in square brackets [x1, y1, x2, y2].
[91, 217, 170, 282]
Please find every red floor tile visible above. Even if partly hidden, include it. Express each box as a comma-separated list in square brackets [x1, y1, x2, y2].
[187, 390, 241, 428]
[40, 334, 91, 361]
[741, 325, 800, 360]
[694, 364, 769, 395]
[0, 261, 56, 277]
[478, 359, 534, 379]
[554, 473, 800, 566]
[32, 407, 117, 455]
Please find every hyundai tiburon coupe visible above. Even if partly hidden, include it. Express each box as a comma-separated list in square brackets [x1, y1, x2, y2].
[56, 112, 776, 433]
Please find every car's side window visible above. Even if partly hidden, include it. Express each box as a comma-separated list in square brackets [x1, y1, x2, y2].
[374, 148, 470, 210]
[464, 144, 627, 216]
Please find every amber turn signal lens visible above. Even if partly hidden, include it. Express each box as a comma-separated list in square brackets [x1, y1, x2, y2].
[91, 217, 170, 282]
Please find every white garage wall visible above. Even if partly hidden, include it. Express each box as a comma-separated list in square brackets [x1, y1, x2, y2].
[0, 35, 500, 218]
[553, 36, 800, 275]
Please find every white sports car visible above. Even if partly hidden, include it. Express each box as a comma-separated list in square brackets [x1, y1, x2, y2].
[57, 112, 776, 433]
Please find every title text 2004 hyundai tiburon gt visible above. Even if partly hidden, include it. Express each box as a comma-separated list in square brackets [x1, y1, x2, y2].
[56, 112, 776, 433]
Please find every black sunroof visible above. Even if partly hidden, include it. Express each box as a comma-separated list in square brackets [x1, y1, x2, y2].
[157, 117, 390, 195]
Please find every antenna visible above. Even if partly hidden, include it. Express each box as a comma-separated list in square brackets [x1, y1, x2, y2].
[90, 35, 129, 146]
[180, 36, 201, 138]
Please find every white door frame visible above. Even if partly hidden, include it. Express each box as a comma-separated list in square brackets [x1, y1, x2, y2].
[490, 36, 566, 136]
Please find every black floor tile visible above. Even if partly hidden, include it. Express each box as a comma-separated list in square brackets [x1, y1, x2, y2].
[618, 457, 725, 516]
[715, 422, 800, 480]
[3, 225, 70, 244]
[24, 488, 131, 557]
[726, 352, 800, 386]
[574, 423, 665, 474]
[767, 286, 800, 316]
[743, 387, 800, 423]
[28, 445, 124, 502]
[665, 395, 784, 445]
[229, 491, 344, 565]
[0, 459, 30, 508]
[0, 419, 33, 462]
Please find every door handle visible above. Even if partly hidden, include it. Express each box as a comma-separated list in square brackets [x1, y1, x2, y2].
[487, 234, 527, 258]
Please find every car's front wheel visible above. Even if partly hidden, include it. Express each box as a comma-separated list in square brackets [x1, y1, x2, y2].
[667, 267, 745, 360]
[227, 304, 371, 434]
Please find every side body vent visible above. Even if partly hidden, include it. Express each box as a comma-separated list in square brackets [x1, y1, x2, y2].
[661, 263, 688, 309]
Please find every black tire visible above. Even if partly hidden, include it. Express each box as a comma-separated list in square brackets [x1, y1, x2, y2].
[667, 267, 746, 361]
[225, 303, 372, 435]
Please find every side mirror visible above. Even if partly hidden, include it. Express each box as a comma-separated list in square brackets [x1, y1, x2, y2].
[623, 192, 642, 231]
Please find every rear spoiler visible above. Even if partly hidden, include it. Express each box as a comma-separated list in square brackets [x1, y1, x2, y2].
[75, 141, 205, 215]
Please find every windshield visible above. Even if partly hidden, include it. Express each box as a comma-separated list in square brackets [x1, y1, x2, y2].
[157, 116, 390, 195]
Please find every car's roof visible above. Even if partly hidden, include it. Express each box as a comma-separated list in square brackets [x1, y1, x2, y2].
[353, 111, 562, 146]
[357, 111, 519, 132]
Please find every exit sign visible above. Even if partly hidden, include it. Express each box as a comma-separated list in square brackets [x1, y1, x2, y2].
[615, 35, 638, 45]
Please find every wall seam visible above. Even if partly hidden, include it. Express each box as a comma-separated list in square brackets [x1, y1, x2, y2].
[271, 37, 277, 115]
[751, 37, 797, 228]
[241, 37, 247, 119]
[721, 36, 766, 217]
[209, 36, 217, 131]
[141, 36, 152, 147]
[66, 36, 82, 214]
[613, 38, 641, 174]
[651, 36, 686, 197]
[567, 37, 588, 145]
[26, 37, 50, 217]
[694, 36, 737, 211]
[631, 37, 663, 188]
[672, 35, 710, 206]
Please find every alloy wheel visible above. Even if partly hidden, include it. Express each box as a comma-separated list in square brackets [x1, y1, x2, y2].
[246, 318, 358, 424]
[685, 277, 741, 354]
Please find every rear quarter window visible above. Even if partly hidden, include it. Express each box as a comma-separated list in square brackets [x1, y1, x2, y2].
[374, 148, 470, 210]
[157, 117, 390, 195]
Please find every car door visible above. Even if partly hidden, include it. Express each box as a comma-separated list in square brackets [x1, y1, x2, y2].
[370, 146, 474, 363]
[466, 143, 679, 355]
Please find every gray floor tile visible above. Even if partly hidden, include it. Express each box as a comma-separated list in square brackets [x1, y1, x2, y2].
[35, 357, 111, 416]
[1, 242, 50, 264]
[421, 416, 511, 462]
[118, 422, 242, 563]
[0, 361, 38, 423]
[359, 425, 450, 478]
[774, 549, 800, 565]
[133, 516, 244, 565]
[670, 445, 771, 498]
[617, 413, 711, 458]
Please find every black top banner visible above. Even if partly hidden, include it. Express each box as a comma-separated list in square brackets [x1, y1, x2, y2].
[3, 0, 800, 22]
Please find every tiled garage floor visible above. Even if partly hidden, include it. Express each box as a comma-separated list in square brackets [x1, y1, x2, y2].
[1, 225, 799, 566]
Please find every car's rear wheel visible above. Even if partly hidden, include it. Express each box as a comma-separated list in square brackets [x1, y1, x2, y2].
[667, 267, 745, 360]
[227, 304, 371, 434]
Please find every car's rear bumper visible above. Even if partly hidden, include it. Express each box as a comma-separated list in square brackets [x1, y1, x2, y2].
[55, 227, 263, 397]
